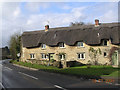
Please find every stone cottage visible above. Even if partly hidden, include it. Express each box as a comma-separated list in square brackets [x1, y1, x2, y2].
[20, 20, 120, 68]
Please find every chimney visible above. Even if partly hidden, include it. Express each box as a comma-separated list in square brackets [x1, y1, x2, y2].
[95, 19, 99, 27]
[45, 25, 49, 32]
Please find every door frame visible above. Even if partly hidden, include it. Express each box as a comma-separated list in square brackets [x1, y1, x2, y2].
[48, 53, 55, 61]
[112, 50, 118, 66]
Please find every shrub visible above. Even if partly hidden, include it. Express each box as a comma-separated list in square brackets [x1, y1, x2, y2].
[53, 61, 63, 68]
[67, 61, 85, 67]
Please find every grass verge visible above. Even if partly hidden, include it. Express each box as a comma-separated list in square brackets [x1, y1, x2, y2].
[10, 60, 120, 78]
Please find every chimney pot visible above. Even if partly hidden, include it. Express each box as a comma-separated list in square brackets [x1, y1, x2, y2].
[95, 19, 99, 27]
[45, 25, 49, 32]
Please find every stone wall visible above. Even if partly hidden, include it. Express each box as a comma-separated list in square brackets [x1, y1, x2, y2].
[20, 40, 119, 67]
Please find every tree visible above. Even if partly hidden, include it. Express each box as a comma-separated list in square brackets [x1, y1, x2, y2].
[89, 47, 102, 65]
[9, 33, 21, 60]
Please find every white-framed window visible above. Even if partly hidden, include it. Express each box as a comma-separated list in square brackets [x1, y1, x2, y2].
[77, 41, 84, 47]
[59, 54, 65, 60]
[59, 42, 65, 48]
[104, 52, 107, 57]
[41, 53, 48, 59]
[30, 54, 35, 59]
[103, 40, 108, 46]
[41, 44, 46, 49]
[77, 53, 85, 59]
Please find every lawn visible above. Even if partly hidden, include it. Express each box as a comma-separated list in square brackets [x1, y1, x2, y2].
[10, 60, 120, 78]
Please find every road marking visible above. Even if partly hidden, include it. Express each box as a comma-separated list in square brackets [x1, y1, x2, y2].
[54, 85, 67, 90]
[18, 72, 38, 80]
[5, 67, 12, 71]
[0, 82, 6, 90]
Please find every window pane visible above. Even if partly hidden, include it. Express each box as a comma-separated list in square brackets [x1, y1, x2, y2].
[81, 54, 84, 58]
[104, 52, 107, 57]
[78, 54, 80, 59]
[77, 42, 80, 46]
[62, 43, 64, 47]
[77, 42, 83, 47]
[81, 42, 83, 46]
[104, 40, 107, 45]
[33, 54, 34, 58]
[59, 43, 64, 47]
[60, 55, 62, 59]
[42, 44, 46, 48]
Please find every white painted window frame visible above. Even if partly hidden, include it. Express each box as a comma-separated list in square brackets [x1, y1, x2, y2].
[59, 43, 65, 48]
[41, 44, 46, 49]
[30, 54, 35, 59]
[77, 53, 85, 60]
[59, 54, 65, 60]
[41, 53, 48, 59]
[77, 41, 84, 47]
[103, 40, 108, 46]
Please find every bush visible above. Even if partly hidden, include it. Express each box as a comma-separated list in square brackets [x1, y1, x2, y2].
[67, 61, 85, 67]
[53, 61, 63, 68]
[9, 60, 15, 63]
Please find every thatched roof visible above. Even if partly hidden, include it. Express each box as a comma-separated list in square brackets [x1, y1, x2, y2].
[22, 23, 120, 48]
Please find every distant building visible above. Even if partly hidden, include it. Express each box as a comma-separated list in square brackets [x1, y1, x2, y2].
[20, 19, 120, 67]
[0, 46, 10, 60]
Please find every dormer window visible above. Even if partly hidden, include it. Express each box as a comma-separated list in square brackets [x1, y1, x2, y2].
[59, 42, 65, 48]
[41, 44, 46, 49]
[77, 41, 84, 47]
[103, 40, 107, 46]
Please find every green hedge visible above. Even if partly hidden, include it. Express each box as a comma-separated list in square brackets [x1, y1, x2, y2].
[10, 60, 120, 77]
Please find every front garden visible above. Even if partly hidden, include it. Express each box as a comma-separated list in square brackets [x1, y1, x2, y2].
[10, 60, 120, 78]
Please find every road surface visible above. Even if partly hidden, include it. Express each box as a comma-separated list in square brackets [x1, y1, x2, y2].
[0, 59, 119, 90]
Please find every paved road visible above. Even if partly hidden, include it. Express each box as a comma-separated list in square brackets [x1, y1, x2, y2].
[0, 59, 119, 89]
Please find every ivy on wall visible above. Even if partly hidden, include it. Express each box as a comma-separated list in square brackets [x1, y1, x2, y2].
[88, 47, 102, 65]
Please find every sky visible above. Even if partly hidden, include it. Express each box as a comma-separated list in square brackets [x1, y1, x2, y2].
[1, 1, 119, 47]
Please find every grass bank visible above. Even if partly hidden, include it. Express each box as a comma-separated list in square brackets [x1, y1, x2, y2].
[10, 60, 120, 78]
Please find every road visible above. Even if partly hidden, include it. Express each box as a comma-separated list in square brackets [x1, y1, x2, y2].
[0, 59, 119, 90]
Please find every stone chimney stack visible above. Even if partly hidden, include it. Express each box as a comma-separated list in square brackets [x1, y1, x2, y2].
[45, 25, 49, 32]
[95, 19, 99, 27]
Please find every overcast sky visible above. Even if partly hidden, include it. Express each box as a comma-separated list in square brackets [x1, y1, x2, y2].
[1, 1, 119, 47]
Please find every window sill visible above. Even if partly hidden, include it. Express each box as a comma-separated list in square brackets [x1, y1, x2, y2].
[78, 58, 85, 60]
[59, 47, 66, 49]
[104, 56, 107, 58]
[41, 58, 45, 59]
[77, 46, 85, 48]
[41, 48, 46, 50]
[27, 58, 36, 60]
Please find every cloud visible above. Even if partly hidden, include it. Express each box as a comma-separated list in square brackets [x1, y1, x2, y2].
[2, 2, 26, 47]
[99, 10, 118, 23]
[24, 6, 86, 30]
[61, 5, 71, 10]
[98, 2, 118, 23]
[13, 7, 21, 17]
[84, 2, 118, 23]
[25, 2, 50, 12]
[1, 2, 118, 47]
